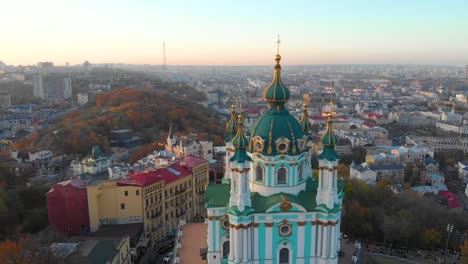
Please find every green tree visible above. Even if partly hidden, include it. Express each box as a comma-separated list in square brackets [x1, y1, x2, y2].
[423, 228, 442, 249]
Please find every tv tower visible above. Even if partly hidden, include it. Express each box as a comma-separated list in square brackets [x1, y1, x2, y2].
[162, 41, 167, 80]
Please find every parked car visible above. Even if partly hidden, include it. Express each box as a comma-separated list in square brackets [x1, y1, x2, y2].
[163, 252, 173, 263]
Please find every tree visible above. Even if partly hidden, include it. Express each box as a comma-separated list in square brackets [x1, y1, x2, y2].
[337, 164, 350, 180]
[352, 146, 366, 164]
[461, 239, 468, 264]
[423, 228, 442, 249]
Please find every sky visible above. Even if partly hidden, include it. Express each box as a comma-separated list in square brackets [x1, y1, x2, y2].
[1, 0, 468, 66]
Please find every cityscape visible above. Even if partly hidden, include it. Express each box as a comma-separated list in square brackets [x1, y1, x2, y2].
[1, 1, 468, 264]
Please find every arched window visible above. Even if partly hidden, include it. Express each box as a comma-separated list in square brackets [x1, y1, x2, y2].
[279, 248, 289, 264]
[298, 163, 304, 181]
[223, 241, 230, 258]
[277, 167, 286, 184]
[255, 165, 263, 182]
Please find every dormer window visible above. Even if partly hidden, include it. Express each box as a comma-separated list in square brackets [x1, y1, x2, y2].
[275, 137, 290, 154]
[277, 167, 287, 184]
[253, 136, 264, 153]
[255, 165, 264, 182]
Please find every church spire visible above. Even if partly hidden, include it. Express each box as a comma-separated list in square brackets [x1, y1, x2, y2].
[263, 35, 290, 105]
[225, 104, 238, 142]
[299, 103, 312, 135]
[318, 100, 339, 161]
[230, 113, 252, 163]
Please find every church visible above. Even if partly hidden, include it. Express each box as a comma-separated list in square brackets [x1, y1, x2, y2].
[205, 44, 345, 264]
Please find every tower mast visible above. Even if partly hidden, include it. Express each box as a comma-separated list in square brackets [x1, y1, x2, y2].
[163, 41, 167, 80]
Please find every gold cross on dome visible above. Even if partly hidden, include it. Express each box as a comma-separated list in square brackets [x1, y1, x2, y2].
[276, 35, 281, 55]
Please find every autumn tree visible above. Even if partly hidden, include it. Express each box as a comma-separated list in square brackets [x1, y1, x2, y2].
[461, 239, 468, 264]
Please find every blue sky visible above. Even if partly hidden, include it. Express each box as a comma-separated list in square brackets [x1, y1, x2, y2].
[1, 0, 468, 65]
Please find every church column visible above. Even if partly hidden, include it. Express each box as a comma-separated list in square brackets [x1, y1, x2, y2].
[253, 224, 259, 261]
[229, 226, 235, 261]
[297, 222, 305, 264]
[331, 224, 337, 258]
[242, 228, 249, 262]
[265, 223, 273, 262]
[322, 225, 329, 258]
[236, 228, 243, 262]
[317, 224, 323, 258]
[310, 222, 316, 258]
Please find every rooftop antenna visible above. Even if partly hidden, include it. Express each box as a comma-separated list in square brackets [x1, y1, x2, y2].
[163, 41, 167, 80]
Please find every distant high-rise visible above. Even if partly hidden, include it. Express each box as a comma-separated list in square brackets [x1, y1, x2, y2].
[465, 65, 468, 80]
[33, 73, 72, 100]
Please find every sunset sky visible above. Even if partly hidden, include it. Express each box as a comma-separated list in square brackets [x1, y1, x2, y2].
[1, 0, 468, 66]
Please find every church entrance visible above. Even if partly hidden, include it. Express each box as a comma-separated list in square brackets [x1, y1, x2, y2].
[223, 241, 230, 258]
[279, 248, 289, 264]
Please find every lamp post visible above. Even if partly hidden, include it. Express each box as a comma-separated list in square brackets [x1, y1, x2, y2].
[445, 224, 454, 259]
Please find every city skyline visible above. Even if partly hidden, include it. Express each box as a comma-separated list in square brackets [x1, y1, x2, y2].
[2, 0, 468, 66]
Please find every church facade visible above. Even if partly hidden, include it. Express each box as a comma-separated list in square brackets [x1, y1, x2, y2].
[205, 47, 344, 264]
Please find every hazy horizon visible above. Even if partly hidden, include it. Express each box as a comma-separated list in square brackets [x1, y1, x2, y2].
[2, 0, 468, 66]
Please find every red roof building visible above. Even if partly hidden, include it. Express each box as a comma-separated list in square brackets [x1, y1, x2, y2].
[439, 190, 462, 209]
[47, 179, 89, 236]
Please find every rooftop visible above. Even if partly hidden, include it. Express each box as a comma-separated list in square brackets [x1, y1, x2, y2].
[181, 155, 208, 169]
[178, 223, 208, 264]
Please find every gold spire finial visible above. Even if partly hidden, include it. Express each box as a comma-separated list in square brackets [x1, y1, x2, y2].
[276, 34, 281, 55]
[231, 104, 236, 113]
[237, 113, 244, 125]
[274, 35, 282, 70]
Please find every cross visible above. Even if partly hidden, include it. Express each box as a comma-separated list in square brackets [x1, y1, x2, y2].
[276, 35, 281, 55]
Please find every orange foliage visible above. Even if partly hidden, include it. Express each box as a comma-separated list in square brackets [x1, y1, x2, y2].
[11, 133, 38, 150]
[0, 239, 26, 264]
[96, 88, 144, 107]
[129, 142, 162, 164]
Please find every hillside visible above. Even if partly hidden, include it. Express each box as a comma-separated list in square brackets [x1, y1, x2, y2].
[13, 86, 225, 156]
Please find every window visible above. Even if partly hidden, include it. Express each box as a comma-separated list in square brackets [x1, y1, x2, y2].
[223, 241, 230, 258]
[124, 191, 128, 196]
[277, 167, 286, 184]
[121, 203, 125, 209]
[298, 164, 304, 181]
[136, 190, 140, 195]
[255, 165, 263, 182]
[279, 248, 289, 264]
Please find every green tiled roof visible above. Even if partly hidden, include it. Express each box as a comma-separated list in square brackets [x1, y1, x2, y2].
[230, 114, 252, 163]
[248, 106, 305, 157]
[299, 105, 312, 135]
[318, 146, 340, 161]
[205, 178, 345, 213]
[205, 184, 230, 208]
[263, 55, 289, 103]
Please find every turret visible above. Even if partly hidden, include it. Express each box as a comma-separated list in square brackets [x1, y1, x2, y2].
[316, 100, 340, 209]
[229, 113, 252, 211]
[223, 104, 238, 182]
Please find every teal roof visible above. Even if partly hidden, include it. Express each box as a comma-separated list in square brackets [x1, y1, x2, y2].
[318, 116, 339, 161]
[263, 55, 290, 103]
[230, 114, 252, 163]
[205, 183, 230, 208]
[205, 178, 345, 214]
[225, 105, 238, 143]
[318, 146, 340, 161]
[322, 129, 337, 146]
[91, 145, 102, 159]
[299, 105, 312, 135]
[248, 106, 305, 156]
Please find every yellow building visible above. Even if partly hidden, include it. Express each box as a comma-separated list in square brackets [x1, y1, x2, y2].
[87, 180, 144, 232]
[87, 156, 209, 245]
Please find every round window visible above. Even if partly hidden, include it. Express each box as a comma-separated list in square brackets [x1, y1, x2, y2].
[255, 141, 263, 150]
[280, 225, 290, 236]
[222, 219, 230, 229]
[278, 143, 287, 151]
